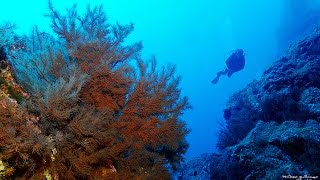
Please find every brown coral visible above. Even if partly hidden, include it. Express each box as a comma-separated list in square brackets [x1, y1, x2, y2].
[0, 1, 190, 179]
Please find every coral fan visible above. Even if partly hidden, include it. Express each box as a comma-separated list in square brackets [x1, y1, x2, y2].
[0, 1, 190, 179]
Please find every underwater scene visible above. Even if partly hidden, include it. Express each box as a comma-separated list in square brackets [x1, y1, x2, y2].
[0, 0, 320, 179]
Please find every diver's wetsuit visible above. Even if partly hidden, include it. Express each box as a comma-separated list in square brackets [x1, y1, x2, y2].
[212, 49, 245, 84]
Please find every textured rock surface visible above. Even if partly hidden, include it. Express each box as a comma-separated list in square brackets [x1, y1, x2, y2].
[210, 120, 320, 179]
[178, 121, 320, 180]
[175, 153, 213, 180]
[300, 87, 320, 117]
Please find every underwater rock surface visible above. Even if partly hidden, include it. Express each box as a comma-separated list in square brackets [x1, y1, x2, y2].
[177, 29, 320, 179]
[175, 153, 213, 180]
[210, 120, 320, 179]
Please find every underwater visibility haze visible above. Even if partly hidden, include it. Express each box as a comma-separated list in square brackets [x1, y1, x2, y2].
[1, 0, 320, 179]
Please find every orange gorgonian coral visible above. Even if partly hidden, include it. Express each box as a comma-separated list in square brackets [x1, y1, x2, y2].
[1, 1, 190, 179]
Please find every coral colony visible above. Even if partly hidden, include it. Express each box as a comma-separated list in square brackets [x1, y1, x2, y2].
[0, 1, 190, 179]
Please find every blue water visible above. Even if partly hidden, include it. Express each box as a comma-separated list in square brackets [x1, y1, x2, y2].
[2, 0, 319, 159]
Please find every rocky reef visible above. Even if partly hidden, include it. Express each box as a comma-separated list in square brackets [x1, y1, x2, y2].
[210, 120, 320, 179]
[175, 153, 213, 180]
[177, 28, 320, 179]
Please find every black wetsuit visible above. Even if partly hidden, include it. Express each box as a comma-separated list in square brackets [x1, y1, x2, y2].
[212, 49, 245, 84]
[225, 50, 245, 77]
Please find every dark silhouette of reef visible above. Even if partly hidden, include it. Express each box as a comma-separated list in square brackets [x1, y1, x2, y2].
[0, 1, 190, 179]
[177, 28, 320, 179]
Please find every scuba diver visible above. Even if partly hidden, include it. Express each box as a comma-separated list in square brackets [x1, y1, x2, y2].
[211, 49, 245, 84]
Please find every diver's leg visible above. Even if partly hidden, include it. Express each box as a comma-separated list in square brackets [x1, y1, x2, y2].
[211, 68, 228, 84]
[211, 75, 220, 84]
[220, 68, 228, 75]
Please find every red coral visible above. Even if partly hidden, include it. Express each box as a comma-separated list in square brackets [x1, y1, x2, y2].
[81, 66, 132, 111]
[1, 2, 190, 179]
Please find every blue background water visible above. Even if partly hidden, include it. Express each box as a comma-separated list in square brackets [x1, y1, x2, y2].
[1, 0, 319, 159]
